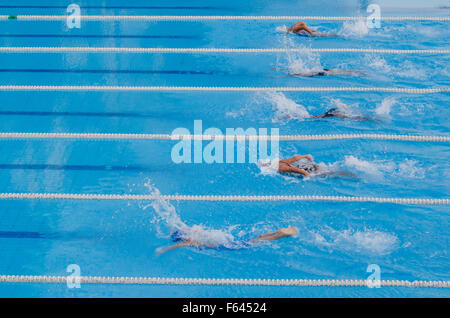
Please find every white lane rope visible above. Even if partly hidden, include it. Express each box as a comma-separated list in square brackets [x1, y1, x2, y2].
[0, 275, 448, 288]
[1, 47, 449, 54]
[2, 15, 450, 21]
[0, 85, 448, 93]
[0, 193, 448, 205]
[0, 132, 449, 142]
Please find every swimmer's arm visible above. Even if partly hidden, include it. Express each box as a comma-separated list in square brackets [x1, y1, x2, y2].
[287, 21, 316, 36]
[282, 155, 314, 163]
[158, 241, 193, 255]
[279, 165, 312, 177]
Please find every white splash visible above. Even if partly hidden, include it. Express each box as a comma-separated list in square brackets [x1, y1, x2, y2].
[263, 91, 310, 121]
[276, 39, 323, 75]
[338, 19, 368, 37]
[365, 55, 428, 80]
[396, 60, 428, 80]
[375, 97, 396, 117]
[312, 228, 399, 256]
[276, 25, 288, 33]
[365, 55, 392, 73]
[145, 184, 238, 249]
[256, 158, 280, 176]
[342, 156, 425, 181]
[329, 98, 362, 118]
[333, 229, 399, 255]
[397, 159, 426, 179]
[344, 155, 385, 179]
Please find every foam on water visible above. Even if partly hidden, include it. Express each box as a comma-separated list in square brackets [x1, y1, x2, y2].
[312, 228, 400, 256]
[341, 156, 425, 181]
[364, 55, 428, 80]
[365, 55, 392, 74]
[397, 159, 426, 179]
[343, 156, 385, 179]
[396, 60, 428, 80]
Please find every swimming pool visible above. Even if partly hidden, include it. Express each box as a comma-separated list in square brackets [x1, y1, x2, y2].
[0, 0, 449, 297]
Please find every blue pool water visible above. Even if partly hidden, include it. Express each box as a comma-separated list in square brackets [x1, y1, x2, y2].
[0, 0, 449, 297]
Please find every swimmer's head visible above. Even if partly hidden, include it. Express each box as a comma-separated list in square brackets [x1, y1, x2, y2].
[279, 227, 298, 236]
[170, 230, 184, 242]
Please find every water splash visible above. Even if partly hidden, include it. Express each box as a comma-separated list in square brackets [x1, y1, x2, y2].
[374, 96, 396, 118]
[365, 55, 428, 80]
[341, 155, 425, 181]
[397, 159, 426, 179]
[276, 39, 323, 75]
[365, 55, 391, 73]
[328, 98, 363, 118]
[312, 228, 399, 256]
[396, 60, 428, 80]
[263, 91, 310, 121]
[343, 156, 385, 179]
[144, 184, 239, 250]
[338, 19, 368, 37]
[275, 25, 288, 33]
[256, 158, 280, 176]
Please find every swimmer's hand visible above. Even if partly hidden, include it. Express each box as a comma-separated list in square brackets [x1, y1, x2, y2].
[289, 154, 314, 162]
[303, 171, 312, 178]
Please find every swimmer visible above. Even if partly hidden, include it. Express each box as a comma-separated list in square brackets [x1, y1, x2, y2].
[278, 154, 317, 177]
[159, 227, 298, 254]
[272, 66, 365, 77]
[287, 21, 337, 37]
[310, 107, 369, 120]
[278, 155, 357, 178]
